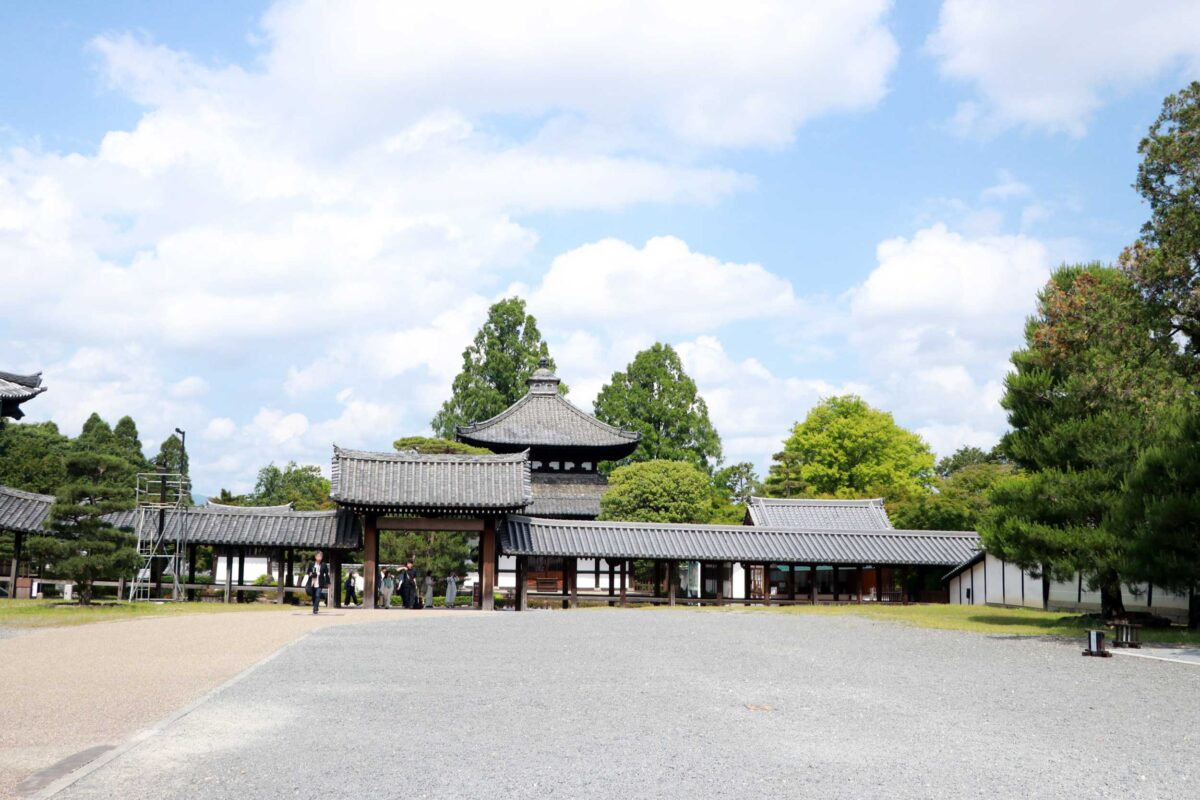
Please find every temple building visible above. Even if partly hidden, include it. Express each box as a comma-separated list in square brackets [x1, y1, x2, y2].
[0, 370, 46, 422]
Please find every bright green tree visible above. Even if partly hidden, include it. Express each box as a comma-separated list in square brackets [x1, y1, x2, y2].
[765, 395, 934, 501]
[890, 462, 1013, 532]
[980, 264, 1190, 619]
[0, 421, 71, 494]
[393, 436, 490, 455]
[432, 298, 562, 438]
[1121, 81, 1200, 358]
[28, 452, 139, 605]
[593, 343, 722, 472]
[248, 462, 333, 510]
[600, 460, 713, 523]
[1113, 404, 1200, 629]
[75, 413, 116, 455]
[936, 445, 1004, 478]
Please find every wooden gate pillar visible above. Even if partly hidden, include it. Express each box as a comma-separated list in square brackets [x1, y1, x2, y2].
[515, 555, 528, 611]
[809, 564, 818, 605]
[667, 561, 677, 606]
[223, 549, 233, 603]
[362, 515, 378, 610]
[568, 558, 579, 609]
[856, 565, 864, 604]
[275, 547, 286, 604]
[331, 553, 343, 609]
[480, 517, 496, 611]
[619, 559, 628, 607]
[8, 532, 22, 601]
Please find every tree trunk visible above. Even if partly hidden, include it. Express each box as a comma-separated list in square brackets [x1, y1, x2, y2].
[1098, 571, 1126, 621]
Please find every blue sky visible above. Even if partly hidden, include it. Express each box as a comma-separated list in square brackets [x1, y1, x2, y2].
[3, 1, 1199, 495]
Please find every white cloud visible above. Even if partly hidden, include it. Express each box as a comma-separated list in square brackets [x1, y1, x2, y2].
[528, 236, 799, 335]
[928, 0, 1200, 135]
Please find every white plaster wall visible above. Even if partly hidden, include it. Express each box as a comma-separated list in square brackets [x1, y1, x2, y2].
[1002, 560, 1024, 606]
[214, 556, 270, 583]
[984, 556, 1003, 604]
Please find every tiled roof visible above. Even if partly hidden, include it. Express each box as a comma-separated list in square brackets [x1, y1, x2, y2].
[0, 485, 54, 534]
[0, 371, 47, 420]
[745, 497, 894, 530]
[525, 472, 608, 519]
[330, 446, 531, 512]
[501, 516, 980, 567]
[106, 505, 361, 549]
[457, 364, 640, 457]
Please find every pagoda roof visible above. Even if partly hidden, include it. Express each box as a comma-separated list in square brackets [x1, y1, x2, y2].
[0, 371, 46, 420]
[330, 446, 531, 514]
[745, 497, 894, 531]
[456, 362, 640, 458]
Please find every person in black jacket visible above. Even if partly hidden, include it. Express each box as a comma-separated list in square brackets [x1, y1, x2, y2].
[343, 569, 359, 607]
[306, 551, 331, 615]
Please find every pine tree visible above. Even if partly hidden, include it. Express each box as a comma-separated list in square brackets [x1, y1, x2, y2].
[112, 416, 148, 468]
[432, 298, 562, 438]
[593, 343, 722, 472]
[981, 264, 1190, 619]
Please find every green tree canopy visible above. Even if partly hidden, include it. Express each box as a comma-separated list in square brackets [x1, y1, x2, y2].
[112, 416, 149, 469]
[247, 462, 333, 510]
[600, 460, 713, 523]
[432, 297, 562, 438]
[1121, 81, 1200, 358]
[393, 436, 490, 455]
[936, 445, 1004, 478]
[1113, 404, 1200, 628]
[980, 264, 1190, 619]
[29, 452, 139, 605]
[75, 413, 115, 455]
[765, 395, 934, 501]
[593, 343, 722, 472]
[0, 421, 71, 494]
[152, 433, 189, 477]
[890, 462, 1013, 532]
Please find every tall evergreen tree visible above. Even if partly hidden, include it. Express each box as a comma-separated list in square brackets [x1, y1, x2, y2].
[1121, 81, 1200, 359]
[432, 298, 562, 438]
[593, 343, 722, 472]
[0, 421, 71, 494]
[981, 264, 1190, 619]
[1114, 404, 1200, 629]
[765, 395, 934, 501]
[28, 452, 139, 605]
[112, 416, 148, 468]
[75, 413, 116, 454]
[152, 433, 189, 477]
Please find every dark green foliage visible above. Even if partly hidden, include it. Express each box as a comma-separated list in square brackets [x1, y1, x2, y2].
[980, 264, 1190, 619]
[152, 433, 189, 477]
[379, 531, 475, 581]
[765, 395, 934, 502]
[247, 462, 332, 510]
[392, 436, 490, 455]
[593, 343, 722, 472]
[75, 413, 115, 455]
[600, 460, 713, 523]
[432, 298, 562, 438]
[890, 463, 1013, 531]
[1114, 405, 1200, 628]
[30, 452, 139, 605]
[713, 462, 762, 505]
[936, 445, 1005, 478]
[112, 416, 150, 469]
[0, 421, 71, 494]
[1121, 81, 1200, 357]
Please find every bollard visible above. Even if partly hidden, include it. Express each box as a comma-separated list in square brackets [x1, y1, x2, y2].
[1112, 623, 1142, 649]
[1082, 629, 1111, 657]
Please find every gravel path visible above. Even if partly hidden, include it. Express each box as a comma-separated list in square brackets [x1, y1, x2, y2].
[52, 609, 1200, 800]
[0, 607, 467, 798]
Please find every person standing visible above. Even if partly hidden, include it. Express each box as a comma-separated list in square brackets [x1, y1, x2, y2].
[380, 569, 395, 609]
[306, 551, 331, 615]
[344, 570, 359, 607]
[423, 573, 434, 610]
[445, 572, 458, 609]
[399, 561, 417, 609]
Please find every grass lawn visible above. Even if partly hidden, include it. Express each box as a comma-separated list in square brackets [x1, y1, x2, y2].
[0, 598, 298, 629]
[729, 603, 1200, 645]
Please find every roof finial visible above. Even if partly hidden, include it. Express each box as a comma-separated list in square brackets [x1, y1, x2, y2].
[538, 356, 549, 369]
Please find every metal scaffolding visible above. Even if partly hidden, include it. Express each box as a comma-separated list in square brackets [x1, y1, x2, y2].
[129, 471, 190, 602]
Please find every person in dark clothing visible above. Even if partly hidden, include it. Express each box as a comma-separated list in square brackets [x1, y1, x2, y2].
[398, 561, 418, 609]
[344, 570, 359, 607]
[306, 551, 331, 615]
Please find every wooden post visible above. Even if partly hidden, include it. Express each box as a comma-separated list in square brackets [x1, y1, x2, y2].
[275, 547, 286, 604]
[743, 563, 753, 606]
[223, 549, 233, 604]
[654, 561, 665, 598]
[763, 564, 771, 607]
[832, 565, 839, 602]
[608, 560, 616, 606]
[809, 564, 818, 605]
[877, 565, 885, 603]
[8, 532, 22, 601]
[788, 563, 797, 603]
[715, 563, 724, 605]
[568, 558, 579, 609]
[667, 561, 677, 606]
[187, 544, 197, 602]
[856, 565, 864, 604]
[236, 548, 246, 603]
[515, 555, 527, 611]
[619, 559, 628, 607]
[117, 576, 126, 601]
[331, 553, 343, 609]
[363, 515, 378, 610]
[480, 517, 496, 611]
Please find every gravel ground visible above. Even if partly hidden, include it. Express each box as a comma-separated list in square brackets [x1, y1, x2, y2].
[0, 607, 452, 798]
[54, 609, 1200, 800]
